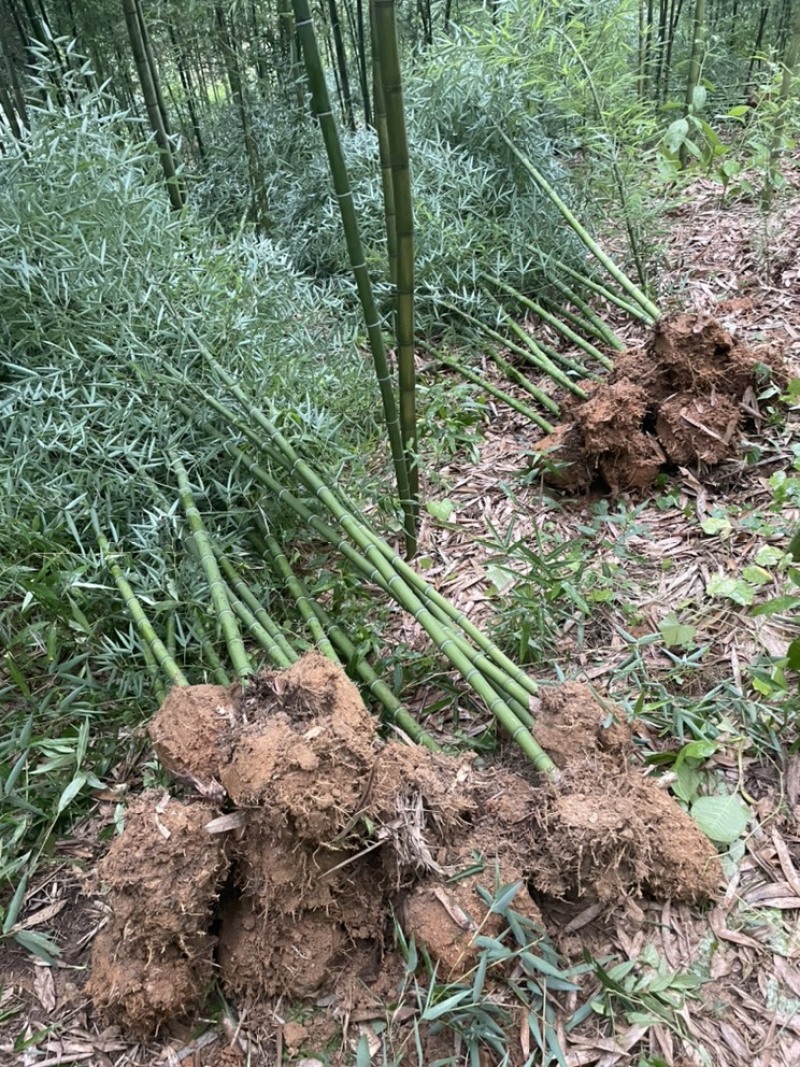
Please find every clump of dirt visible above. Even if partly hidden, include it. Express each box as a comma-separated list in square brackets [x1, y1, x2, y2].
[221, 654, 380, 841]
[149, 683, 239, 784]
[533, 312, 780, 493]
[88, 653, 721, 1037]
[529, 684, 720, 903]
[86, 793, 229, 1036]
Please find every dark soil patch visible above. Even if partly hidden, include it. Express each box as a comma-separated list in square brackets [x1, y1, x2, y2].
[533, 312, 782, 493]
[86, 653, 721, 1037]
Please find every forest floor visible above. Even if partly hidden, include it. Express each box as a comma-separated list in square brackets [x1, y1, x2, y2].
[2, 173, 800, 1067]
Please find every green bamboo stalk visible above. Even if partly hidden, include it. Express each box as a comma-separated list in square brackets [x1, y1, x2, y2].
[262, 533, 341, 663]
[539, 292, 613, 353]
[542, 274, 624, 351]
[373, 0, 419, 524]
[174, 390, 554, 772]
[249, 529, 440, 751]
[169, 452, 253, 679]
[680, 0, 706, 169]
[213, 549, 299, 665]
[499, 313, 589, 398]
[554, 25, 649, 291]
[557, 263, 652, 323]
[291, 0, 416, 556]
[121, 0, 184, 211]
[224, 582, 295, 669]
[139, 624, 167, 702]
[492, 123, 661, 321]
[483, 273, 614, 370]
[230, 445, 539, 724]
[420, 342, 554, 431]
[321, 618, 441, 749]
[96, 530, 188, 688]
[763, 0, 800, 208]
[434, 301, 562, 414]
[190, 611, 232, 686]
[165, 611, 177, 662]
[370, 4, 397, 284]
[175, 391, 543, 707]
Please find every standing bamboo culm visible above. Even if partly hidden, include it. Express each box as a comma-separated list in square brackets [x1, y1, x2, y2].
[372, 0, 419, 534]
[291, 0, 416, 556]
[680, 0, 706, 168]
[121, 0, 185, 210]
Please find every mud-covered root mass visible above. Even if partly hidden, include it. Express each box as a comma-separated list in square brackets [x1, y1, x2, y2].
[87, 654, 721, 1036]
[86, 793, 229, 1036]
[533, 311, 782, 493]
[530, 685, 721, 903]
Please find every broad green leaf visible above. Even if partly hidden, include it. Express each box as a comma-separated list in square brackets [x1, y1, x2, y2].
[659, 613, 697, 649]
[755, 546, 785, 566]
[719, 159, 742, 180]
[656, 156, 680, 181]
[700, 516, 732, 537]
[706, 574, 754, 606]
[663, 118, 689, 154]
[682, 740, 717, 761]
[787, 638, 800, 671]
[741, 566, 771, 586]
[425, 498, 455, 523]
[674, 763, 702, 803]
[692, 85, 708, 110]
[691, 795, 749, 843]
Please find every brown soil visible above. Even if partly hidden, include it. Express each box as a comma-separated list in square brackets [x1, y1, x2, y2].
[532, 311, 781, 493]
[529, 685, 719, 903]
[87, 653, 721, 1037]
[148, 682, 239, 785]
[86, 792, 230, 1036]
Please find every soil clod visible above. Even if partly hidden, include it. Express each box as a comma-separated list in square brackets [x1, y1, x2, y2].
[88, 654, 721, 1036]
[532, 312, 780, 493]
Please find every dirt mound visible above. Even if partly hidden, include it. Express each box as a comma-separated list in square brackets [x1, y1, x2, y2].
[533, 312, 780, 493]
[149, 683, 239, 785]
[88, 653, 721, 1036]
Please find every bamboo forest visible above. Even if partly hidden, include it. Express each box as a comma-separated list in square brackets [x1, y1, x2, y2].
[1, 0, 800, 1063]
